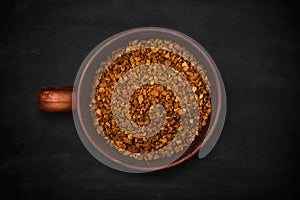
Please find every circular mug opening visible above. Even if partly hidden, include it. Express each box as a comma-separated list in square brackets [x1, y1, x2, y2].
[72, 27, 226, 173]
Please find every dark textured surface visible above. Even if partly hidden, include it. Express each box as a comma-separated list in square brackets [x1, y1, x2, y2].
[1, 0, 299, 199]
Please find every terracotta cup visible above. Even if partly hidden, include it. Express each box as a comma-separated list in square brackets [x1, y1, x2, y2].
[37, 27, 226, 173]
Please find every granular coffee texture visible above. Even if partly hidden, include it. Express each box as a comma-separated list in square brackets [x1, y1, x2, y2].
[90, 39, 211, 161]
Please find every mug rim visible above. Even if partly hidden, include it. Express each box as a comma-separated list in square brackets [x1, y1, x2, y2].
[73, 27, 226, 172]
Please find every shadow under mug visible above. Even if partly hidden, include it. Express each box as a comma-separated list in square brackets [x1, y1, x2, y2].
[37, 27, 226, 173]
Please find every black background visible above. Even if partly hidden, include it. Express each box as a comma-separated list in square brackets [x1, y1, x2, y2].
[1, 0, 299, 199]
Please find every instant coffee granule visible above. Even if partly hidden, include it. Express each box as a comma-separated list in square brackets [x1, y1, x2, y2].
[90, 39, 211, 161]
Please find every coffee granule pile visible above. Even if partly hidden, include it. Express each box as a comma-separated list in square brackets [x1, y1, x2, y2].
[90, 39, 211, 161]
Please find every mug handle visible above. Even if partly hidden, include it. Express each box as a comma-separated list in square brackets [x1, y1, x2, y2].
[37, 86, 73, 112]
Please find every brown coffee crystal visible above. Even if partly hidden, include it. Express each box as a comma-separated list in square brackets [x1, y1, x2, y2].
[90, 39, 211, 161]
